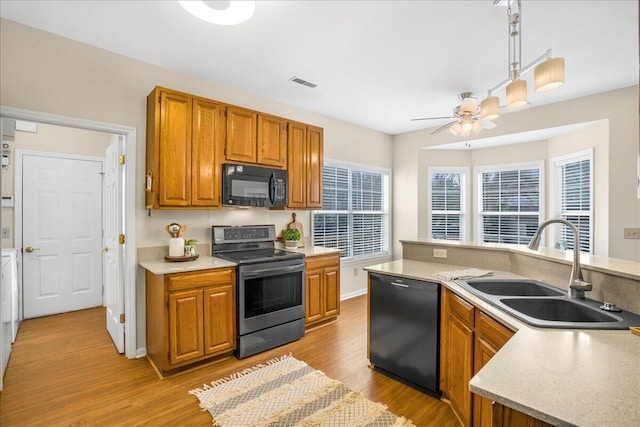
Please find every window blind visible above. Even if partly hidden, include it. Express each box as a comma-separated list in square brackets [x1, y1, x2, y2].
[313, 164, 389, 260]
[478, 166, 541, 245]
[560, 158, 591, 253]
[430, 172, 463, 240]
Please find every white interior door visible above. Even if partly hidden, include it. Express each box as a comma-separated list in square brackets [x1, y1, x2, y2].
[104, 138, 124, 353]
[22, 154, 103, 318]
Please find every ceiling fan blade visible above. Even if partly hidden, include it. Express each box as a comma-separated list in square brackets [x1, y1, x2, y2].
[431, 120, 457, 134]
[478, 119, 497, 129]
[410, 116, 455, 122]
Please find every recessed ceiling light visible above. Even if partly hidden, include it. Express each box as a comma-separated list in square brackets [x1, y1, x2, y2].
[178, 1, 255, 26]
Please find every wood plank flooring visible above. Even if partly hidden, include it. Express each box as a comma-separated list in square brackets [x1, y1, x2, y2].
[0, 295, 459, 426]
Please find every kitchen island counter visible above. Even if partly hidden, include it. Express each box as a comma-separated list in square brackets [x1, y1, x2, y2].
[364, 259, 640, 427]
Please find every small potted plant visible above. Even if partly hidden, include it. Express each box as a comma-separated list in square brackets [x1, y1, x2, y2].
[184, 239, 197, 257]
[283, 228, 301, 249]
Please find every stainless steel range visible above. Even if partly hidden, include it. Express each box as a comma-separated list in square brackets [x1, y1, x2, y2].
[212, 224, 305, 359]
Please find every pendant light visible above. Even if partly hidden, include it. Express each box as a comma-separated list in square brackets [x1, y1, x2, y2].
[480, 0, 565, 117]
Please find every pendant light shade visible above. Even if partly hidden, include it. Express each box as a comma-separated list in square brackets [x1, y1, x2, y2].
[449, 122, 463, 135]
[534, 57, 565, 92]
[480, 96, 500, 120]
[506, 79, 528, 109]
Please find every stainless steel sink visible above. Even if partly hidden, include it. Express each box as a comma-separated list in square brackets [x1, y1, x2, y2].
[454, 278, 640, 330]
[500, 297, 620, 323]
[461, 279, 564, 297]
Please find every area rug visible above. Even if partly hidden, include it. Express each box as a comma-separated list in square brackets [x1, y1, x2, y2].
[189, 354, 416, 427]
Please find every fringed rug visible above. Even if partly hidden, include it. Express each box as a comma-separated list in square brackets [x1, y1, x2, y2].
[189, 354, 416, 427]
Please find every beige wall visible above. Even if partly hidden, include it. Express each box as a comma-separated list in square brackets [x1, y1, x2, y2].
[1, 123, 113, 247]
[0, 19, 393, 350]
[394, 87, 640, 262]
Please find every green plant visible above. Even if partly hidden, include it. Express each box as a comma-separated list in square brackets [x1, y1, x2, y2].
[184, 239, 197, 246]
[283, 228, 301, 241]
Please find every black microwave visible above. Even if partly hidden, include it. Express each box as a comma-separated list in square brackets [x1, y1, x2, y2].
[222, 163, 288, 208]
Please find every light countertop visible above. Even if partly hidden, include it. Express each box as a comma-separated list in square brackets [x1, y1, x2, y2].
[364, 259, 640, 427]
[138, 256, 236, 275]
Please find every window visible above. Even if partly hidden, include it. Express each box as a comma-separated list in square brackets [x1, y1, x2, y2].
[476, 162, 543, 245]
[312, 161, 390, 261]
[428, 167, 468, 240]
[551, 150, 593, 253]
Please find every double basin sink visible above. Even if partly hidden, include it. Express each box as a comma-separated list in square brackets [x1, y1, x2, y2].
[454, 279, 640, 329]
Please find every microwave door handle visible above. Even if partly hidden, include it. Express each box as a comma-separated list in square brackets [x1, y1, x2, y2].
[269, 172, 276, 205]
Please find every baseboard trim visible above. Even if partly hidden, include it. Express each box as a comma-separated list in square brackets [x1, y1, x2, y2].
[135, 347, 147, 359]
[340, 289, 368, 301]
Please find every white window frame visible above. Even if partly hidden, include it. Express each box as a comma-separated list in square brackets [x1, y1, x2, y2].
[427, 166, 469, 241]
[474, 160, 545, 244]
[550, 149, 594, 254]
[312, 159, 391, 263]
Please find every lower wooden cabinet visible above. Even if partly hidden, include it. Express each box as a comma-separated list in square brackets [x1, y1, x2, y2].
[305, 253, 340, 327]
[146, 267, 236, 376]
[441, 288, 548, 427]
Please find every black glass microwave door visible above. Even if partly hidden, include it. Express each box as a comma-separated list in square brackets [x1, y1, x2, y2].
[231, 178, 269, 203]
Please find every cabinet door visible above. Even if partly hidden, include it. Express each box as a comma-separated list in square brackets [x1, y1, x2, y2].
[306, 125, 323, 208]
[448, 314, 474, 427]
[226, 106, 257, 164]
[168, 289, 204, 365]
[287, 122, 307, 208]
[203, 283, 236, 355]
[191, 99, 223, 207]
[257, 114, 286, 167]
[323, 266, 340, 318]
[305, 269, 323, 324]
[158, 91, 191, 207]
[474, 336, 499, 427]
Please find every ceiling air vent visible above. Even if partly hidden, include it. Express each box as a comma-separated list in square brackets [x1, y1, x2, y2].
[289, 76, 317, 88]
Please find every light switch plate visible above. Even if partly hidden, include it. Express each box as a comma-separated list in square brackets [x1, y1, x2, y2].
[1, 227, 9, 238]
[623, 228, 640, 239]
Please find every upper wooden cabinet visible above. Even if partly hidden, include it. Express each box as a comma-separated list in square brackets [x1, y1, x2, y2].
[146, 87, 224, 209]
[287, 122, 323, 209]
[226, 107, 286, 168]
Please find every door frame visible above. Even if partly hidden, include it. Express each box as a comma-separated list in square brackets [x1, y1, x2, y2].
[0, 105, 138, 359]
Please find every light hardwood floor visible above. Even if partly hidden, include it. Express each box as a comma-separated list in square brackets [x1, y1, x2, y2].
[0, 295, 459, 426]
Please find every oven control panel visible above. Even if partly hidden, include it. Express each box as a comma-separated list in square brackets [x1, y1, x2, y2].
[212, 225, 276, 244]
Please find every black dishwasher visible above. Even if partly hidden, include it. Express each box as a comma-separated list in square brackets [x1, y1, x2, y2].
[369, 272, 440, 395]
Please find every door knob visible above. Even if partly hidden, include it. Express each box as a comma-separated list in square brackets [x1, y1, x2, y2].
[24, 246, 40, 253]
[103, 247, 109, 253]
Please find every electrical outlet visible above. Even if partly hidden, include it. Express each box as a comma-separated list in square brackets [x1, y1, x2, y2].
[353, 267, 359, 276]
[433, 248, 447, 258]
[623, 228, 640, 239]
[1, 227, 9, 238]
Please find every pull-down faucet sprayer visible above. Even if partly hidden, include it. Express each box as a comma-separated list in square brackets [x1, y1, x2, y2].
[528, 219, 592, 299]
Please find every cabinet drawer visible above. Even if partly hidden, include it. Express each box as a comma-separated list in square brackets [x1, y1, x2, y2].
[305, 253, 340, 270]
[475, 310, 514, 350]
[448, 292, 475, 327]
[167, 269, 234, 291]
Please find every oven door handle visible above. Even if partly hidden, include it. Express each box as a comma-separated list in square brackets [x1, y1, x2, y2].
[242, 264, 304, 278]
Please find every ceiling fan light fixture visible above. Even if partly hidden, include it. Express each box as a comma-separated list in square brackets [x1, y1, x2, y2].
[459, 96, 478, 114]
[449, 122, 463, 135]
[178, 1, 256, 25]
[506, 79, 528, 108]
[534, 57, 565, 92]
[472, 120, 483, 134]
[480, 96, 500, 120]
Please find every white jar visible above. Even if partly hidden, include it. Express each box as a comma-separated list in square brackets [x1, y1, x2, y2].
[169, 237, 185, 257]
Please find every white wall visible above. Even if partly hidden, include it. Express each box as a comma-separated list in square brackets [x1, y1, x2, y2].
[0, 19, 393, 351]
[393, 87, 640, 262]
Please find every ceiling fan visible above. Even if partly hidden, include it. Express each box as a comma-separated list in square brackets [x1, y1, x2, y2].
[411, 92, 497, 136]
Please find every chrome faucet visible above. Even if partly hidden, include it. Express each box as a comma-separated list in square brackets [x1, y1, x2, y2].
[528, 219, 592, 299]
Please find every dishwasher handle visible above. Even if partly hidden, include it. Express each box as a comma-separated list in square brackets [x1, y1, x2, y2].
[391, 282, 409, 288]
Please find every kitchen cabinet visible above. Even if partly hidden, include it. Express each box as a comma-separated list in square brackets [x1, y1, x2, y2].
[441, 288, 551, 427]
[304, 253, 340, 327]
[146, 86, 224, 209]
[287, 122, 323, 209]
[226, 107, 287, 168]
[145, 267, 235, 376]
